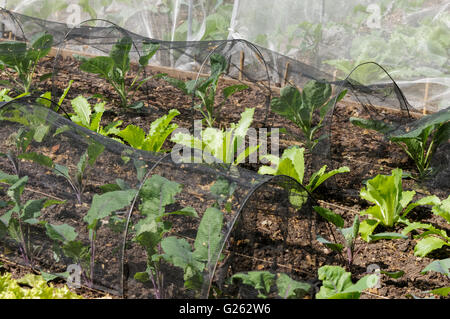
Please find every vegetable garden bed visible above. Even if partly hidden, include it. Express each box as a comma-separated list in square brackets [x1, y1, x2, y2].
[0, 11, 449, 300]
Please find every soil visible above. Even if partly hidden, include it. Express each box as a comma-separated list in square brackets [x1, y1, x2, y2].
[0, 54, 449, 300]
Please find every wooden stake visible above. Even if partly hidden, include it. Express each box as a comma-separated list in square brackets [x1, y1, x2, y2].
[283, 62, 290, 86]
[8, 31, 12, 40]
[423, 80, 430, 115]
[332, 69, 338, 95]
[239, 51, 245, 81]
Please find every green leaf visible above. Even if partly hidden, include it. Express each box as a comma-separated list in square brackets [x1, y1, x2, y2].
[193, 207, 224, 264]
[117, 124, 145, 149]
[301, 80, 332, 112]
[313, 206, 344, 228]
[83, 189, 137, 229]
[429, 287, 450, 297]
[316, 235, 344, 252]
[414, 236, 448, 257]
[230, 271, 275, 295]
[139, 175, 182, 217]
[110, 37, 132, 74]
[18, 152, 54, 168]
[368, 232, 408, 241]
[134, 272, 150, 283]
[421, 258, 450, 277]
[71, 96, 92, 127]
[350, 117, 393, 134]
[380, 270, 405, 279]
[139, 42, 160, 67]
[80, 56, 114, 79]
[86, 142, 104, 166]
[223, 84, 248, 100]
[307, 165, 350, 193]
[0, 171, 19, 184]
[359, 219, 380, 242]
[276, 273, 311, 299]
[432, 196, 450, 224]
[316, 265, 378, 299]
[45, 223, 78, 243]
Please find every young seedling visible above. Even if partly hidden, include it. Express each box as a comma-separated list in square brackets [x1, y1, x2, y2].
[160, 206, 224, 297]
[163, 53, 248, 127]
[132, 175, 198, 299]
[117, 109, 180, 152]
[358, 168, 439, 241]
[401, 195, 450, 257]
[258, 146, 350, 207]
[77, 37, 162, 108]
[0, 176, 61, 266]
[313, 207, 361, 267]
[271, 80, 347, 152]
[0, 32, 53, 93]
[45, 188, 137, 287]
[68, 95, 122, 139]
[350, 106, 450, 180]
[171, 107, 260, 166]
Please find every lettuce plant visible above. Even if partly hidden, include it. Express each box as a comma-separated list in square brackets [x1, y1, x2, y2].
[230, 271, 311, 299]
[358, 168, 439, 241]
[0, 273, 82, 299]
[271, 80, 347, 151]
[163, 53, 248, 127]
[350, 107, 450, 179]
[77, 37, 161, 108]
[401, 195, 450, 257]
[0, 32, 53, 93]
[132, 175, 197, 299]
[117, 109, 180, 153]
[171, 107, 260, 166]
[69, 95, 122, 138]
[259, 146, 350, 195]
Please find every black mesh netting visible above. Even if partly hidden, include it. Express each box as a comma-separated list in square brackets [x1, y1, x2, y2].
[0, 97, 334, 298]
[0, 9, 449, 299]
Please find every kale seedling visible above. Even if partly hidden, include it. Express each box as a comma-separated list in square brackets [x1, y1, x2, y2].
[77, 37, 162, 108]
[350, 106, 450, 180]
[0, 176, 60, 266]
[0, 32, 53, 93]
[271, 80, 347, 152]
[163, 53, 248, 127]
[132, 174, 198, 299]
[313, 207, 361, 267]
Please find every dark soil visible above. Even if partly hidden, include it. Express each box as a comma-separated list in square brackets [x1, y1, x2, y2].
[0, 54, 449, 299]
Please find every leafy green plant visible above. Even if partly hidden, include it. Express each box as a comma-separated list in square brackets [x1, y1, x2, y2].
[271, 80, 347, 151]
[313, 208, 361, 267]
[358, 168, 439, 241]
[171, 107, 260, 166]
[68, 95, 122, 138]
[36, 80, 74, 112]
[421, 258, 450, 278]
[76, 36, 161, 108]
[45, 189, 137, 286]
[401, 195, 450, 257]
[132, 175, 198, 298]
[117, 109, 180, 152]
[160, 206, 224, 296]
[0, 32, 53, 93]
[0, 176, 60, 266]
[315, 265, 378, 299]
[0, 273, 81, 299]
[163, 53, 248, 127]
[350, 106, 450, 179]
[258, 146, 350, 195]
[230, 271, 311, 299]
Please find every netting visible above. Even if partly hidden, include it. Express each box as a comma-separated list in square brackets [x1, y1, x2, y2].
[0, 96, 335, 298]
[0, 5, 449, 299]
